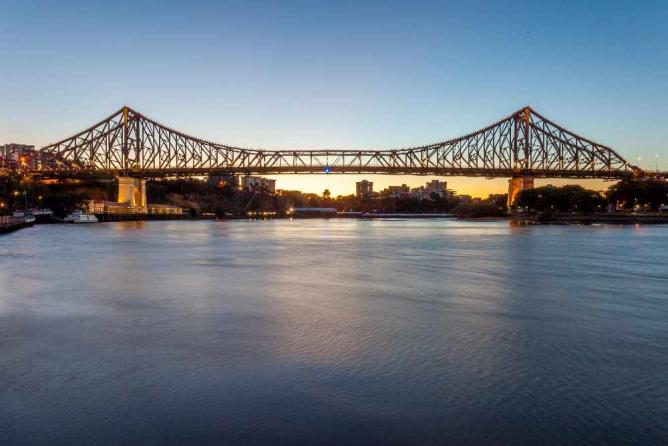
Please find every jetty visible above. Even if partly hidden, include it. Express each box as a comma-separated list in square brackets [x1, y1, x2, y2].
[0, 216, 32, 235]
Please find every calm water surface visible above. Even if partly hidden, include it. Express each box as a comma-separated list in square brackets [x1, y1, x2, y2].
[1, 220, 667, 445]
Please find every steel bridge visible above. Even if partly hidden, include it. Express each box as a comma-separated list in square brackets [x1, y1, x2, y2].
[28, 106, 645, 180]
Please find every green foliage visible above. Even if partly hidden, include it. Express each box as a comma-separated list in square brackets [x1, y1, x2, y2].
[451, 201, 507, 218]
[516, 185, 606, 212]
[0, 174, 115, 216]
[147, 178, 240, 217]
[606, 178, 668, 210]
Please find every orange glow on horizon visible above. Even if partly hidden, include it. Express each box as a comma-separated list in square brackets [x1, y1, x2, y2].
[267, 175, 614, 198]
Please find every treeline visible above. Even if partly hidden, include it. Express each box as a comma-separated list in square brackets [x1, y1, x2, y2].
[515, 185, 606, 212]
[0, 173, 115, 216]
[607, 179, 668, 210]
[2, 174, 665, 218]
[515, 179, 668, 212]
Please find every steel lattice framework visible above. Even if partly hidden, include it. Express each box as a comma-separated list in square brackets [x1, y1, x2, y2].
[31, 106, 641, 179]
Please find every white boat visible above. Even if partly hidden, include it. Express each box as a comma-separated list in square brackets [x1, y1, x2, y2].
[13, 208, 54, 223]
[12, 210, 36, 224]
[64, 210, 98, 223]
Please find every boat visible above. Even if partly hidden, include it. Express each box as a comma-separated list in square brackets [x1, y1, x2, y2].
[12, 210, 36, 224]
[14, 208, 54, 224]
[64, 210, 98, 223]
[32, 208, 54, 223]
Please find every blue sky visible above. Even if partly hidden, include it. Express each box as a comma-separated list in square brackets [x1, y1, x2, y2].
[1, 0, 666, 196]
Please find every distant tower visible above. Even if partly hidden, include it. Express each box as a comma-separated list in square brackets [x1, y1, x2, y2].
[356, 180, 373, 199]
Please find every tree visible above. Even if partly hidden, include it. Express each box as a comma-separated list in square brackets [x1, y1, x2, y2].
[516, 184, 605, 212]
[323, 189, 331, 201]
[607, 179, 668, 210]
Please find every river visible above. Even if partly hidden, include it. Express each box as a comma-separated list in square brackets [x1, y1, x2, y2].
[1, 220, 666, 445]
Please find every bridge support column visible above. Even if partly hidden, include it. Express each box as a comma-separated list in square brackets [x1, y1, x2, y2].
[117, 177, 148, 213]
[507, 176, 534, 207]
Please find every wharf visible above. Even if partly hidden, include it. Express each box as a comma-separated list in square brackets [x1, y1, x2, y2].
[95, 214, 215, 222]
[0, 216, 33, 234]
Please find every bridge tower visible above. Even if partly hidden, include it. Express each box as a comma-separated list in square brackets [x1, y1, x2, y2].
[507, 107, 535, 207]
[117, 177, 147, 212]
[507, 176, 534, 207]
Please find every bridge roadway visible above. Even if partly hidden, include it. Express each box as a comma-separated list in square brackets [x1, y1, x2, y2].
[30, 166, 657, 180]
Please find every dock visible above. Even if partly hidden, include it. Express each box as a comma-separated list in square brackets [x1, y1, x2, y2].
[0, 216, 33, 235]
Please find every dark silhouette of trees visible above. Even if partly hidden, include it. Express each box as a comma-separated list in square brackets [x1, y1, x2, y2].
[516, 185, 606, 212]
[607, 179, 668, 210]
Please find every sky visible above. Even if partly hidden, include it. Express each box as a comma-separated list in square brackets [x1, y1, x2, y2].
[1, 0, 666, 196]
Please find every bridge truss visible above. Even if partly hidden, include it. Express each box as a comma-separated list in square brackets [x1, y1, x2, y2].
[30, 106, 640, 179]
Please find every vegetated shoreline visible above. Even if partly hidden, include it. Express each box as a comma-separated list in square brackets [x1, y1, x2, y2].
[511, 212, 668, 225]
[236, 212, 668, 225]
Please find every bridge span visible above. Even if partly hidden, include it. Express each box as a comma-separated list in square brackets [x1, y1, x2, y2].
[33, 106, 641, 178]
[11, 105, 666, 206]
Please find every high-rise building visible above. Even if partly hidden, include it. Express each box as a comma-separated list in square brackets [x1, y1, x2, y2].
[411, 179, 449, 201]
[207, 174, 236, 189]
[0, 144, 36, 170]
[239, 176, 276, 193]
[382, 185, 410, 198]
[425, 179, 447, 198]
[356, 180, 373, 198]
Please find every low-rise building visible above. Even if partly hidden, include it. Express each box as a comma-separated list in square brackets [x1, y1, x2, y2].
[87, 200, 145, 215]
[87, 200, 184, 215]
[382, 185, 410, 198]
[148, 204, 185, 215]
[208, 174, 236, 189]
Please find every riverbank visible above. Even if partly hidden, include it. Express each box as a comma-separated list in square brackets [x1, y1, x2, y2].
[0, 216, 33, 235]
[513, 212, 668, 225]
[94, 213, 215, 222]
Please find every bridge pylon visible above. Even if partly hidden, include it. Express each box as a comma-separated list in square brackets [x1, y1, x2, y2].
[507, 176, 534, 207]
[117, 177, 147, 212]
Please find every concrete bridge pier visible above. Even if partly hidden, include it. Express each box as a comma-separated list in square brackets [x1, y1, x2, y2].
[507, 176, 534, 207]
[117, 177, 148, 212]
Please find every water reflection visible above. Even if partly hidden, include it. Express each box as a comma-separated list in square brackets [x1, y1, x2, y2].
[0, 220, 666, 445]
